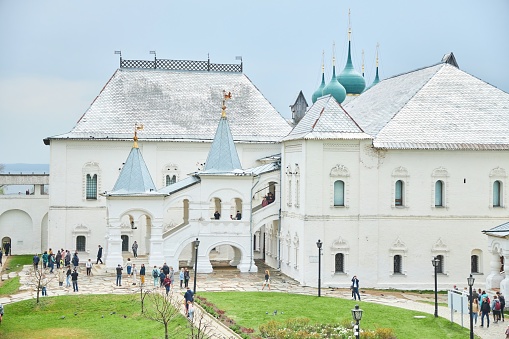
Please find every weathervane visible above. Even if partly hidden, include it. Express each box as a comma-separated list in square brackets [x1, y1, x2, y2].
[221, 90, 232, 118]
[133, 123, 144, 148]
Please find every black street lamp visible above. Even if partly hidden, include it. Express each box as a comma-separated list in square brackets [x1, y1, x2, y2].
[351, 304, 363, 339]
[431, 256, 440, 317]
[467, 274, 475, 339]
[193, 238, 200, 294]
[316, 239, 322, 297]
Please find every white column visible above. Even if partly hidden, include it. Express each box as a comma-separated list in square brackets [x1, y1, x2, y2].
[105, 223, 123, 269]
[486, 250, 503, 290]
[148, 224, 165, 267]
[500, 251, 509, 296]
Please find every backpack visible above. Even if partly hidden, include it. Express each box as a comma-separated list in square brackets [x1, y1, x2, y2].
[495, 300, 501, 311]
[153, 270, 159, 278]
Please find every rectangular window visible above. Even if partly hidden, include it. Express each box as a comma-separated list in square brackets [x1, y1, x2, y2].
[494, 181, 502, 207]
[335, 253, 344, 273]
[435, 180, 443, 206]
[393, 255, 402, 274]
[395, 180, 403, 206]
[334, 180, 345, 206]
[76, 236, 86, 252]
[471, 255, 479, 273]
[86, 174, 97, 200]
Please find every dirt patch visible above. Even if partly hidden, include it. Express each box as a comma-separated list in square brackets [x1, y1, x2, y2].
[14, 328, 89, 339]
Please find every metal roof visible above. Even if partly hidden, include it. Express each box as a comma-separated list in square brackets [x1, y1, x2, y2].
[108, 147, 160, 196]
[483, 221, 509, 237]
[158, 175, 201, 195]
[283, 95, 370, 141]
[48, 68, 291, 143]
[344, 63, 509, 150]
[203, 116, 242, 173]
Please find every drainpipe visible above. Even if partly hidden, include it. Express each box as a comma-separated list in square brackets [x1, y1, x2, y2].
[249, 175, 261, 272]
[278, 159, 282, 270]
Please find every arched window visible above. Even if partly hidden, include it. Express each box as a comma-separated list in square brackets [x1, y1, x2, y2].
[335, 253, 344, 273]
[86, 174, 97, 200]
[166, 175, 177, 186]
[76, 236, 86, 252]
[334, 180, 345, 206]
[471, 255, 479, 273]
[393, 255, 402, 274]
[435, 180, 443, 207]
[436, 255, 444, 274]
[494, 180, 502, 207]
[395, 180, 404, 206]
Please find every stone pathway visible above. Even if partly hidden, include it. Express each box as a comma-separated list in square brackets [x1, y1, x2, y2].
[0, 259, 505, 339]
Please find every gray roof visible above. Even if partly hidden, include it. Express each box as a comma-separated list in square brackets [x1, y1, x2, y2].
[483, 221, 509, 237]
[283, 95, 370, 141]
[245, 162, 280, 176]
[344, 63, 509, 150]
[48, 68, 291, 143]
[203, 116, 242, 173]
[108, 147, 160, 196]
[158, 175, 201, 194]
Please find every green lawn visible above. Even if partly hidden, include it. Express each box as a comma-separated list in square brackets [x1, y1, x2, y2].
[0, 294, 190, 339]
[0, 255, 33, 296]
[199, 292, 472, 338]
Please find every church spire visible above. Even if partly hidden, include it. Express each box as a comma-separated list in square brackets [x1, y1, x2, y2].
[322, 42, 346, 104]
[312, 50, 326, 103]
[203, 91, 242, 173]
[368, 43, 381, 89]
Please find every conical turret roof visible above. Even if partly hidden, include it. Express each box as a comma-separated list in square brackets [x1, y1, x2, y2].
[312, 72, 326, 103]
[202, 112, 242, 174]
[110, 146, 157, 195]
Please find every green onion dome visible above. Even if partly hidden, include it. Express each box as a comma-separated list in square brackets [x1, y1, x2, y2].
[312, 72, 326, 103]
[322, 65, 346, 104]
[365, 63, 380, 92]
[338, 41, 366, 95]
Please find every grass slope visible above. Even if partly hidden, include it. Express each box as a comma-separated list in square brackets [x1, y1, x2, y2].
[199, 292, 471, 338]
[0, 294, 189, 339]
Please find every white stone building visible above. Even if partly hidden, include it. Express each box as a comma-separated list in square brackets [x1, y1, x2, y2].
[2, 53, 509, 291]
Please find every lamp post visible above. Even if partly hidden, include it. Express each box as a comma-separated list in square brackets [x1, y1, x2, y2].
[193, 238, 200, 294]
[316, 239, 322, 297]
[467, 274, 475, 339]
[431, 256, 440, 317]
[351, 304, 363, 339]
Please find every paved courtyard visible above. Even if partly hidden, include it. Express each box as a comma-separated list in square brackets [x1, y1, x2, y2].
[0, 258, 505, 339]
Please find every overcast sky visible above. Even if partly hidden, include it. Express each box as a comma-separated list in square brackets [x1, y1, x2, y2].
[1, 0, 508, 164]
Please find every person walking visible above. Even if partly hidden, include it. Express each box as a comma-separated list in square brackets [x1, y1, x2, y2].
[96, 245, 103, 264]
[0, 248, 3, 266]
[351, 275, 361, 301]
[140, 264, 146, 286]
[58, 268, 65, 287]
[71, 269, 79, 292]
[169, 266, 175, 289]
[159, 269, 166, 288]
[184, 286, 194, 315]
[72, 252, 79, 270]
[116, 264, 123, 286]
[42, 251, 48, 269]
[498, 291, 506, 322]
[48, 254, 55, 273]
[481, 296, 491, 327]
[125, 258, 132, 275]
[55, 250, 62, 269]
[179, 268, 185, 289]
[493, 295, 502, 323]
[152, 266, 159, 287]
[184, 268, 190, 288]
[470, 297, 479, 326]
[163, 275, 171, 295]
[33, 254, 40, 271]
[86, 259, 92, 276]
[131, 264, 138, 285]
[132, 241, 138, 258]
[41, 274, 48, 296]
[262, 270, 271, 290]
[187, 301, 195, 321]
[65, 266, 72, 288]
[65, 250, 71, 267]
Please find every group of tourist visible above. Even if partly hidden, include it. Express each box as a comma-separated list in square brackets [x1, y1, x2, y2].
[261, 192, 275, 207]
[212, 211, 242, 220]
[470, 288, 506, 328]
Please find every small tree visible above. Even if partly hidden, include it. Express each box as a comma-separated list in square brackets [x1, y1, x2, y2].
[187, 307, 214, 339]
[144, 290, 181, 339]
[26, 267, 55, 303]
[136, 282, 152, 314]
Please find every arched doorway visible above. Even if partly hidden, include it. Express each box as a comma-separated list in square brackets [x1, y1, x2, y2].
[2, 237, 11, 255]
[121, 235, 129, 252]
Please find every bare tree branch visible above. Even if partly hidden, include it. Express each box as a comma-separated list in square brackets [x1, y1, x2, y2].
[144, 290, 181, 339]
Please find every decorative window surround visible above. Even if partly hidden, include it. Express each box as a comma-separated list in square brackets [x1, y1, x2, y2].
[330, 164, 350, 208]
[330, 237, 349, 275]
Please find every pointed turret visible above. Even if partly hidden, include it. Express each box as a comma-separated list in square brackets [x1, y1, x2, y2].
[312, 51, 326, 103]
[110, 124, 157, 194]
[203, 91, 242, 173]
[322, 43, 347, 104]
[338, 10, 366, 95]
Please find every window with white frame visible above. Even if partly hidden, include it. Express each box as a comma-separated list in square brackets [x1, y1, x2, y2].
[293, 234, 299, 269]
[389, 237, 407, 275]
[286, 165, 292, 207]
[76, 236, 86, 252]
[295, 164, 300, 207]
[490, 167, 506, 208]
[335, 253, 345, 273]
[471, 249, 483, 273]
[432, 167, 448, 208]
[83, 162, 100, 201]
[432, 238, 449, 275]
[393, 255, 402, 274]
[392, 167, 409, 208]
[330, 164, 349, 208]
[163, 164, 179, 187]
